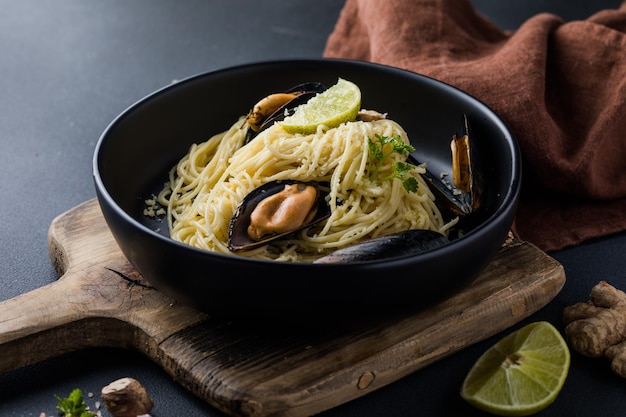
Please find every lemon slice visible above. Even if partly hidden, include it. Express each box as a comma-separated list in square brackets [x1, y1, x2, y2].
[279, 77, 361, 134]
[461, 321, 570, 416]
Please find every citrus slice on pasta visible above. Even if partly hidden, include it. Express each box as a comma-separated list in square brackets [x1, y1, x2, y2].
[280, 78, 361, 134]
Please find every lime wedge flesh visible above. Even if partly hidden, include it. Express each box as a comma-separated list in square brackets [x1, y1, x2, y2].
[280, 78, 361, 134]
[461, 321, 570, 416]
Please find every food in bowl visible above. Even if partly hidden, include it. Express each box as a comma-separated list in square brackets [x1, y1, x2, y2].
[93, 59, 520, 315]
[143, 78, 478, 263]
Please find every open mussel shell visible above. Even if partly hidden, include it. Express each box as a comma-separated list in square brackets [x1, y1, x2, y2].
[228, 179, 332, 251]
[410, 114, 483, 223]
[450, 114, 482, 214]
[313, 229, 450, 264]
[244, 82, 327, 143]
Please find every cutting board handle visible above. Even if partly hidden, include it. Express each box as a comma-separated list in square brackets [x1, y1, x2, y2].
[0, 274, 93, 370]
[0, 199, 208, 373]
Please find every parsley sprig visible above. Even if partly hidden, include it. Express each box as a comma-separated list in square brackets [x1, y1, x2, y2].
[55, 388, 96, 417]
[367, 134, 419, 193]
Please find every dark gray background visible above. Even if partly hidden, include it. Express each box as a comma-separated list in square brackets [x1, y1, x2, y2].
[1, 1, 625, 416]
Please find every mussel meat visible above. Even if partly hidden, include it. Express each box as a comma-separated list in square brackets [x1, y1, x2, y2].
[228, 180, 332, 251]
[313, 229, 450, 264]
[244, 82, 327, 143]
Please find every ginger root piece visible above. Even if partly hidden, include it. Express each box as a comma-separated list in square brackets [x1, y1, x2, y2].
[101, 377, 154, 417]
[563, 281, 626, 377]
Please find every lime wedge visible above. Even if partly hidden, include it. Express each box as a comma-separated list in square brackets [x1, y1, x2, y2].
[461, 321, 570, 416]
[279, 78, 361, 134]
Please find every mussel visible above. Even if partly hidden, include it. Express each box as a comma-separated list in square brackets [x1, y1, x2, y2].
[244, 82, 327, 143]
[410, 114, 482, 220]
[313, 229, 450, 264]
[228, 180, 332, 251]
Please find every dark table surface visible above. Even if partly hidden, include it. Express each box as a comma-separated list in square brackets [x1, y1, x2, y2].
[1, 1, 625, 416]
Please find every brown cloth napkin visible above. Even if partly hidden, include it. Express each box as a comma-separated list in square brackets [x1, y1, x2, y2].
[324, 0, 626, 252]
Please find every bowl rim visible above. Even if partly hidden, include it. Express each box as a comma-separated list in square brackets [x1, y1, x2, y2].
[93, 57, 521, 267]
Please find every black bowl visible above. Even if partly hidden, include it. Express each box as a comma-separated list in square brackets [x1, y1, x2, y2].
[93, 59, 521, 319]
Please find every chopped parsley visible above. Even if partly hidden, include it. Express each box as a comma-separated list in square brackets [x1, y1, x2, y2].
[367, 134, 419, 193]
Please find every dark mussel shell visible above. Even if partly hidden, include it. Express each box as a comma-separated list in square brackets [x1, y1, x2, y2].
[410, 114, 482, 221]
[228, 179, 332, 251]
[313, 229, 450, 264]
[244, 82, 327, 144]
[285, 81, 327, 95]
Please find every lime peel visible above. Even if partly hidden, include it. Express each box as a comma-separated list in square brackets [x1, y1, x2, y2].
[279, 77, 361, 134]
[461, 321, 570, 416]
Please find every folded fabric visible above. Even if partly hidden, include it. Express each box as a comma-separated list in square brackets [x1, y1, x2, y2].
[324, 0, 626, 252]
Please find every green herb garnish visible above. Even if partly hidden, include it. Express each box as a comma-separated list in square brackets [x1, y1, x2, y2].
[367, 134, 419, 193]
[55, 388, 96, 417]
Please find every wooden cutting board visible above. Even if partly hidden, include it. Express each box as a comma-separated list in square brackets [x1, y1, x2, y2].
[0, 199, 565, 417]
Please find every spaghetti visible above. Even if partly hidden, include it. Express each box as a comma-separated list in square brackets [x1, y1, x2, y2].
[152, 115, 452, 262]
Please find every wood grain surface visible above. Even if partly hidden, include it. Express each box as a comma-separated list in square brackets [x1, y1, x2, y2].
[0, 198, 566, 417]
